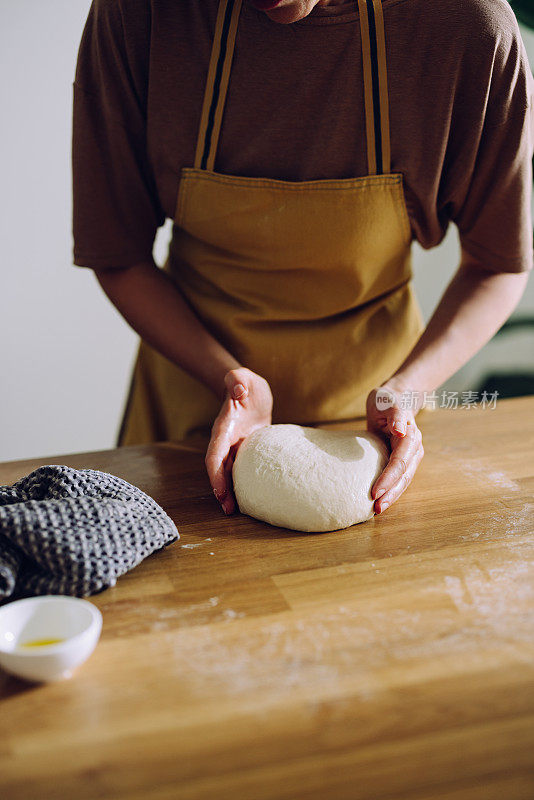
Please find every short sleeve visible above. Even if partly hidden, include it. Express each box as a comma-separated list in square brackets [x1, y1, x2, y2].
[71, 0, 165, 269]
[444, 7, 534, 273]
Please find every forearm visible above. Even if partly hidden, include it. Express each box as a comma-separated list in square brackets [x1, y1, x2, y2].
[385, 259, 530, 403]
[94, 260, 240, 400]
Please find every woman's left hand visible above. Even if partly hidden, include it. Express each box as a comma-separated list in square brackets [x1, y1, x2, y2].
[366, 384, 424, 515]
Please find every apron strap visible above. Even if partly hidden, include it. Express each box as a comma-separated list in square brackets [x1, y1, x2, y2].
[194, 0, 391, 176]
[194, 0, 243, 171]
[358, 0, 391, 175]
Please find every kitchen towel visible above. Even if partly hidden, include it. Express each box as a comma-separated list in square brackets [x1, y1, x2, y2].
[0, 465, 179, 602]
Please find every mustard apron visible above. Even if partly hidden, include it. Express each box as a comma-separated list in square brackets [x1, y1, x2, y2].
[117, 0, 424, 446]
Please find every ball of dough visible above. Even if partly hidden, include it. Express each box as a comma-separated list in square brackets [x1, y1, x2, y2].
[232, 424, 389, 533]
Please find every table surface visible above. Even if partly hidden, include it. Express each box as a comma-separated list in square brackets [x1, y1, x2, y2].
[1, 396, 533, 800]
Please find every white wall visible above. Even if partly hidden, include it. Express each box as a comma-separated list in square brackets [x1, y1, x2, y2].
[1, 1, 533, 462]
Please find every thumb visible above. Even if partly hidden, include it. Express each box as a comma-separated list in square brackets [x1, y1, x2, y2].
[224, 370, 249, 402]
[386, 406, 409, 438]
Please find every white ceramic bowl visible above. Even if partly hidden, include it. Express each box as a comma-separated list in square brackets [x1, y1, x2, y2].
[0, 595, 102, 682]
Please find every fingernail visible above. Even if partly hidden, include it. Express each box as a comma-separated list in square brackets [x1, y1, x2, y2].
[375, 488, 386, 500]
[380, 501, 389, 512]
[233, 383, 247, 399]
[394, 423, 406, 436]
[222, 502, 232, 515]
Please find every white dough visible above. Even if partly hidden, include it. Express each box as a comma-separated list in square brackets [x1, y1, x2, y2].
[232, 424, 389, 533]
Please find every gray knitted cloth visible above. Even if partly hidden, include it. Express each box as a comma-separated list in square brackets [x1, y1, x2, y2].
[0, 465, 179, 602]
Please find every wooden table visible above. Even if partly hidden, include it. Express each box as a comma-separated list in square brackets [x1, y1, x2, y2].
[1, 396, 533, 800]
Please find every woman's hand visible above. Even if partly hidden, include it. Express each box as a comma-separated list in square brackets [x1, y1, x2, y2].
[366, 384, 424, 515]
[205, 367, 273, 515]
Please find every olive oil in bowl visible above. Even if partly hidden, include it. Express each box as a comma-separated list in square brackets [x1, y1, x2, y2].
[19, 638, 65, 648]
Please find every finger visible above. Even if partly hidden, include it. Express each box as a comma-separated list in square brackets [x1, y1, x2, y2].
[205, 418, 233, 514]
[221, 442, 240, 514]
[371, 423, 421, 499]
[385, 406, 411, 438]
[375, 442, 424, 513]
[224, 370, 249, 403]
[367, 415, 390, 433]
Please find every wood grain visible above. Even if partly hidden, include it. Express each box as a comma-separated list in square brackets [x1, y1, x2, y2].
[0, 396, 533, 800]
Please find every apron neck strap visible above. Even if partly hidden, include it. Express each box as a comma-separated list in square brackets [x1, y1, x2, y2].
[357, 0, 391, 175]
[194, 0, 243, 171]
[194, 0, 391, 176]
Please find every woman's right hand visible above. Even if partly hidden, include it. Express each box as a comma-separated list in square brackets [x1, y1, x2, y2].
[205, 367, 273, 515]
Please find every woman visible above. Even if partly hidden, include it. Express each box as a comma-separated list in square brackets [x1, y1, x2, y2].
[72, 0, 533, 516]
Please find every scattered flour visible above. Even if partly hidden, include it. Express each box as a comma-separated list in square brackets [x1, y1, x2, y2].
[180, 537, 214, 550]
[486, 471, 521, 492]
[452, 457, 520, 493]
[222, 609, 245, 621]
[142, 540, 534, 700]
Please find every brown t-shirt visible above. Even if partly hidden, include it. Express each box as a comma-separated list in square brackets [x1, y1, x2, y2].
[72, 0, 534, 273]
